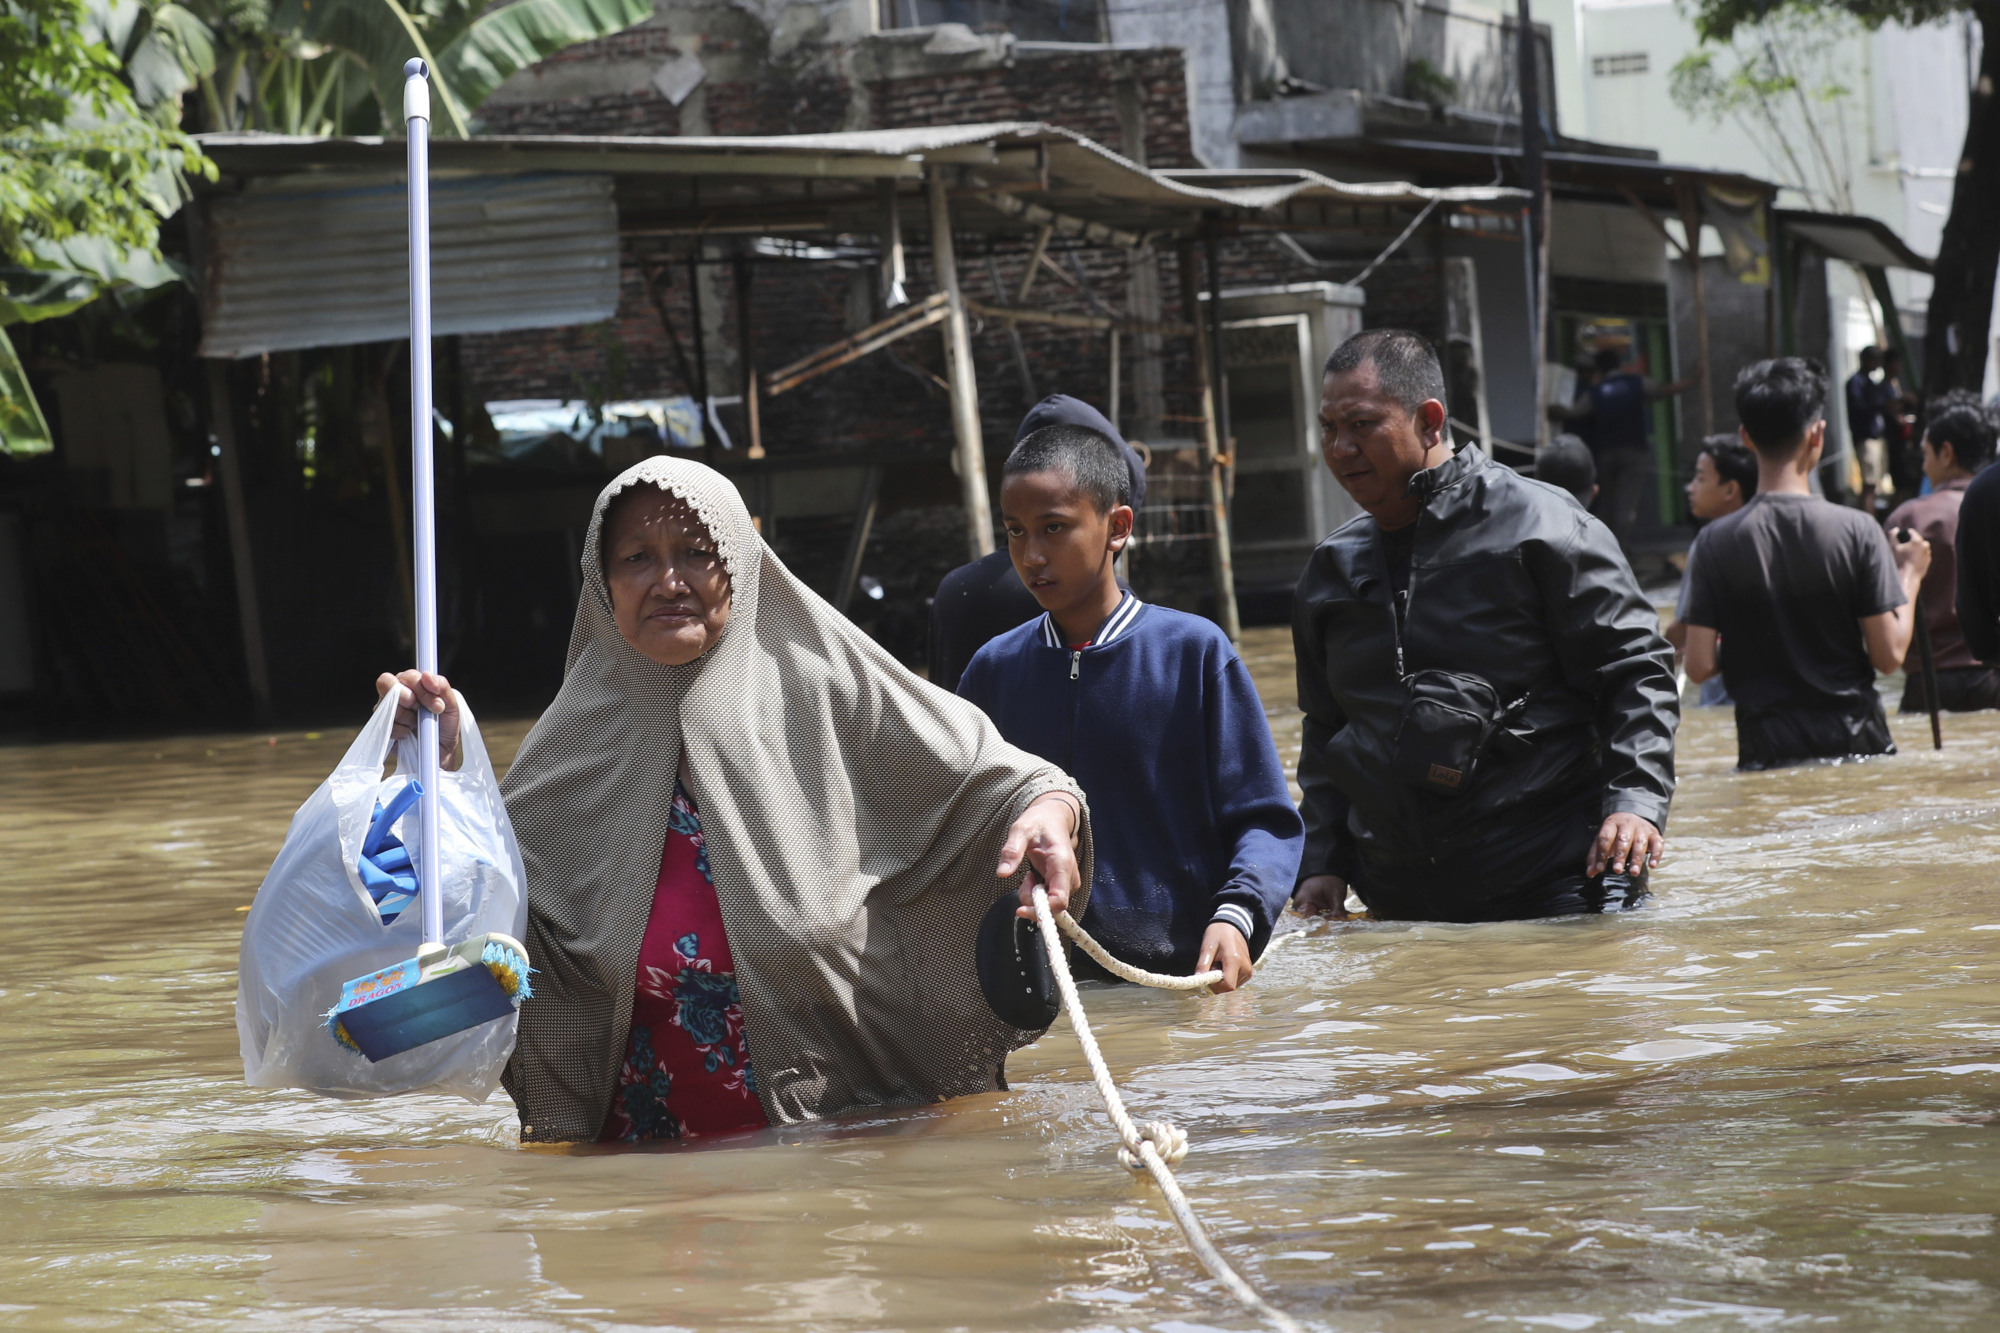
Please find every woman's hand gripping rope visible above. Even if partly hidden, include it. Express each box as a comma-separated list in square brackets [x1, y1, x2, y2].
[1026, 878, 1307, 1333]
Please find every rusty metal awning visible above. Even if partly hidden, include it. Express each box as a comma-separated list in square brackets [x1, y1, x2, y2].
[194, 122, 1527, 246]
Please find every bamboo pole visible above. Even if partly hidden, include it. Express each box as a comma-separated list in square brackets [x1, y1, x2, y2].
[1178, 238, 1241, 643]
[929, 168, 994, 560]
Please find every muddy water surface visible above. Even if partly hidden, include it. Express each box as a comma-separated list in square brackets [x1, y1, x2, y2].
[3, 627, 1998, 1331]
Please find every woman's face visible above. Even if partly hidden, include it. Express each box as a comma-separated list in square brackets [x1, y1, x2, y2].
[603, 487, 732, 666]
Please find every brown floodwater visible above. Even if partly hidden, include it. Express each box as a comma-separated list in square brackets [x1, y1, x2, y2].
[3, 626, 1998, 1331]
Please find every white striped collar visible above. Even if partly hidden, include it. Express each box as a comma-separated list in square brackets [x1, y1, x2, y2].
[1039, 591, 1144, 649]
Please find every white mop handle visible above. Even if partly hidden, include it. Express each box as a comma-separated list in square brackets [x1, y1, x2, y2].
[404, 58, 443, 949]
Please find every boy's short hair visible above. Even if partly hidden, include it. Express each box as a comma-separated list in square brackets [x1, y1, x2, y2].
[1699, 433, 1759, 501]
[1004, 423, 1132, 513]
[1925, 388, 1998, 471]
[1734, 357, 1827, 458]
[1324, 328, 1448, 418]
[1535, 434, 1596, 505]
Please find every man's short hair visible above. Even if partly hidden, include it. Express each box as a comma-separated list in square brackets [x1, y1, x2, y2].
[1535, 434, 1596, 505]
[1925, 388, 1998, 472]
[1324, 328, 1448, 416]
[1593, 345, 1626, 374]
[1699, 433, 1759, 501]
[1003, 423, 1132, 513]
[1734, 357, 1828, 458]
[1858, 345, 1882, 369]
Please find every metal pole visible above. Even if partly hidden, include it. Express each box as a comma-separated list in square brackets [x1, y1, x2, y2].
[1517, 0, 1548, 448]
[734, 252, 764, 458]
[687, 247, 711, 463]
[928, 167, 995, 560]
[404, 60, 442, 950]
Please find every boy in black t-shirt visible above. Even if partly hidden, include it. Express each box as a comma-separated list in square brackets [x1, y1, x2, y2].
[1682, 358, 1931, 769]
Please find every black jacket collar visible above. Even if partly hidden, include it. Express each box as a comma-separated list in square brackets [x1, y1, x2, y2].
[1404, 446, 1479, 503]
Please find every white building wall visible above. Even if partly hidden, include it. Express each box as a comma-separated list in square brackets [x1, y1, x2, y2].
[1105, 0, 1239, 167]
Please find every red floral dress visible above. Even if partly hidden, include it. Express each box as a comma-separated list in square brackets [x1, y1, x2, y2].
[598, 782, 767, 1142]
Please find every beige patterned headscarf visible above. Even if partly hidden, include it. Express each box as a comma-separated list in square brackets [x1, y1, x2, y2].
[498, 456, 1091, 1142]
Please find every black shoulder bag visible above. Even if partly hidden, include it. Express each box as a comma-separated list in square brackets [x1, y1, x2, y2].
[1388, 590, 1534, 797]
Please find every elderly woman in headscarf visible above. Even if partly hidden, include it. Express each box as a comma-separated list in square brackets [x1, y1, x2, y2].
[378, 457, 1090, 1143]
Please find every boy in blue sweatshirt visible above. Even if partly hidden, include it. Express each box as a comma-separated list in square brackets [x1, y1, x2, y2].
[957, 422, 1303, 990]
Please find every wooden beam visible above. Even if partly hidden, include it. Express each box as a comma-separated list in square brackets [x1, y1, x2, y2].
[764, 292, 948, 396]
[1619, 185, 1688, 257]
[964, 298, 1194, 338]
[1016, 223, 1053, 303]
[1677, 185, 1715, 437]
[972, 191, 1144, 249]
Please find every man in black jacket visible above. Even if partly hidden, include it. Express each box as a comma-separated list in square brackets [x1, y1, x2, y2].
[1292, 329, 1679, 922]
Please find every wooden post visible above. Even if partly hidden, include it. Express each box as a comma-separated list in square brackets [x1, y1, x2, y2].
[928, 167, 994, 561]
[1107, 327, 1122, 429]
[206, 360, 272, 721]
[733, 252, 764, 458]
[1678, 186, 1715, 437]
[1179, 238, 1242, 643]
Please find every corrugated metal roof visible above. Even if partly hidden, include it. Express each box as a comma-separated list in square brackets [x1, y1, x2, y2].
[199, 172, 618, 358]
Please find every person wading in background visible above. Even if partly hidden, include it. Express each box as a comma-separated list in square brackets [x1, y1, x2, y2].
[1292, 329, 1678, 924]
[1554, 344, 1700, 548]
[1885, 390, 2000, 713]
[1664, 435, 1758, 708]
[1682, 358, 1930, 769]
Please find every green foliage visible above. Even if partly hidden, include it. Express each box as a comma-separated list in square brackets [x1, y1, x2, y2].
[1, 0, 213, 391]
[1404, 57, 1458, 109]
[1668, 2, 1866, 212]
[1683, 0, 1971, 44]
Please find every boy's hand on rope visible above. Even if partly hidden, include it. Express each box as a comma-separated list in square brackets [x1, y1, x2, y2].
[1196, 922, 1254, 992]
[1001, 792, 1082, 919]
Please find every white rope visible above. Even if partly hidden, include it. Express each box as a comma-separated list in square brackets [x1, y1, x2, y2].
[1053, 909, 1319, 992]
[1032, 886, 1307, 1333]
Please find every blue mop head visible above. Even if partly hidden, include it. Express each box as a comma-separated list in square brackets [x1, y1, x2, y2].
[328, 933, 532, 1061]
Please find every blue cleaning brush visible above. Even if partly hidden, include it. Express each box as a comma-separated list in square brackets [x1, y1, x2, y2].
[323, 60, 531, 1066]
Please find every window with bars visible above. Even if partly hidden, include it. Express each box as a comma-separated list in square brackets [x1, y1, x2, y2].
[1591, 52, 1650, 77]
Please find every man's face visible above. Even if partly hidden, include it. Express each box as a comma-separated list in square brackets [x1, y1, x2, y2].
[1318, 362, 1447, 517]
[1685, 451, 1742, 521]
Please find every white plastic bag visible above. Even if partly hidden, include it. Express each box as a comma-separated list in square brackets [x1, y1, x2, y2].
[237, 686, 528, 1100]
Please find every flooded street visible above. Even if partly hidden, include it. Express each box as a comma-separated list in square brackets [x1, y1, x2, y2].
[4, 625, 1999, 1331]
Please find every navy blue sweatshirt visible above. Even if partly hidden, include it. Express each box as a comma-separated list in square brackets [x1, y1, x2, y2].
[957, 593, 1304, 973]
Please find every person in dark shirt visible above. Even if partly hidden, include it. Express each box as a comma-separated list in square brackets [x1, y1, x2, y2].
[1887, 390, 2000, 712]
[1955, 402, 2000, 665]
[1293, 329, 1677, 924]
[927, 395, 1145, 692]
[1845, 346, 1890, 514]
[1683, 357, 1931, 768]
[1555, 345, 1700, 545]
